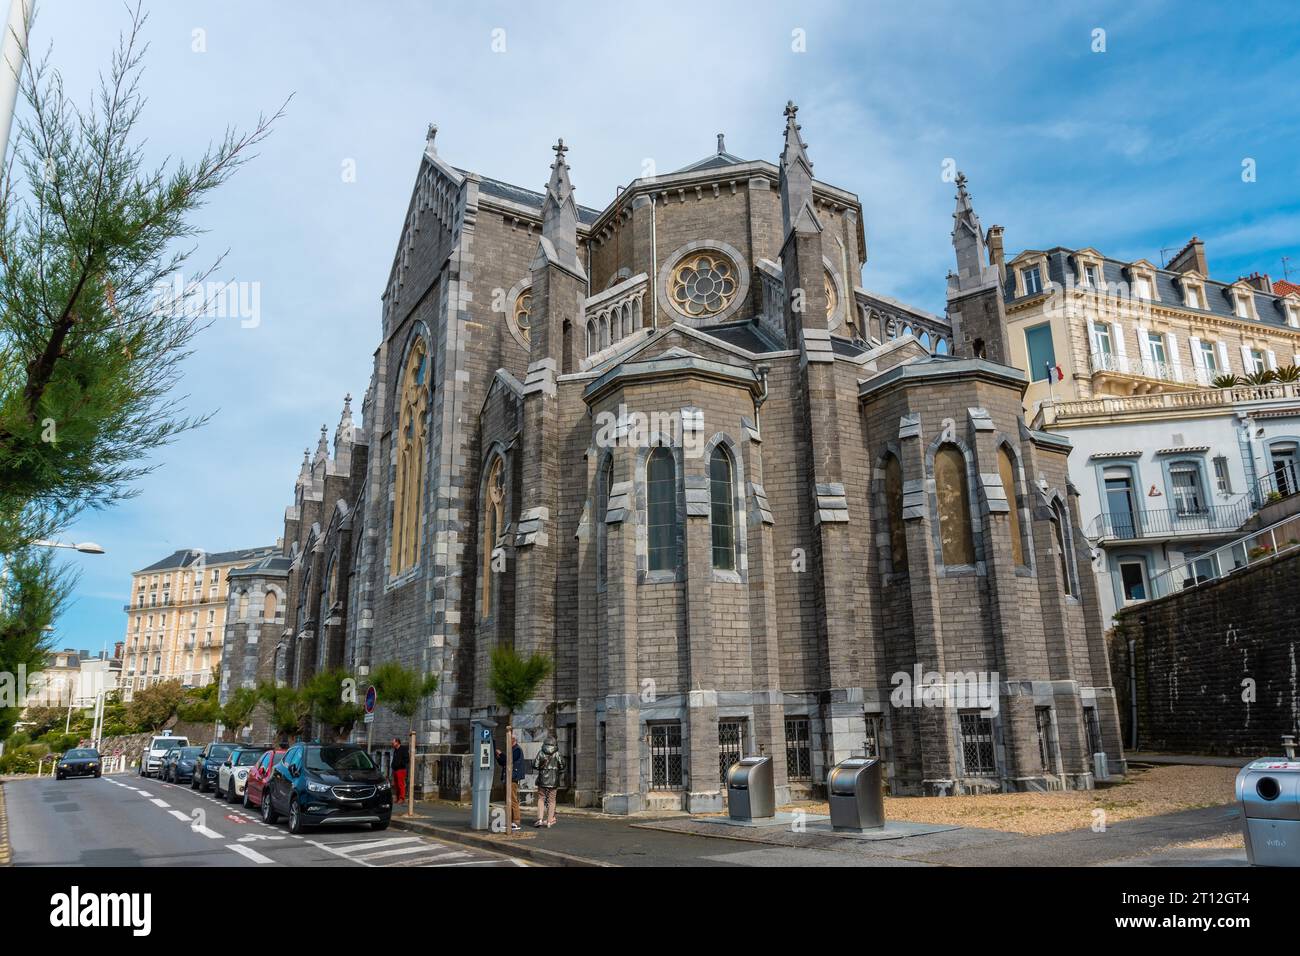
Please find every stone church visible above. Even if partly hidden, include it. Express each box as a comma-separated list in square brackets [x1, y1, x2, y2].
[220, 102, 1125, 811]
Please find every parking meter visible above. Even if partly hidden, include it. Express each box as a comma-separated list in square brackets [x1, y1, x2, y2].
[471, 719, 497, 831]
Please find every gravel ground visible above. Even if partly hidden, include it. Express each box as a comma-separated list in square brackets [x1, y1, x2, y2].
[782, 764, 1240, 836]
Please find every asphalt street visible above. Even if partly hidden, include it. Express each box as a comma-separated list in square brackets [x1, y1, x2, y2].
[5, 773, 523, 868]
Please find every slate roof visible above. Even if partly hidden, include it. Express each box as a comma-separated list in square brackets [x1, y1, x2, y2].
[135, 546, 276, 575]
[467, 173, 603, 225]
[696, 320, 783, 353]
[672, 150, 750, 174]
[1004, 247, 1298, 329]
[227, 553, 293, 578]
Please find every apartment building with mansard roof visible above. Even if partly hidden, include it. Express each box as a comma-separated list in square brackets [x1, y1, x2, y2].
[121, 546, 274, 700]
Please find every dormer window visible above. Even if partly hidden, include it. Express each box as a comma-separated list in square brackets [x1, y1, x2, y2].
[1023, 266, 1042, 295]
[1286, 297, 1300, 328]
[1073, 249, 1105, 290]
[1229, 282, 1259, 321]
[1128, 261, 1160, 302]
[1084, 264, 1100, 288]
[1182, 279, 1205, 310]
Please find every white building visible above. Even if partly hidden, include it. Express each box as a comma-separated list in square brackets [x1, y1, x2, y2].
[1036, 382, 1300, 622]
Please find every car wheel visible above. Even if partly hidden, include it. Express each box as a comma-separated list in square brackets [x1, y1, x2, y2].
[243, 787, 252, 809]
[198, 776, 207, 793]
[56, 772, 64, 781]
[262, 791, 278, 825]
[94, 771, 101, 779]
[371, 817, 390, 831]
[288, 797, 303, 835]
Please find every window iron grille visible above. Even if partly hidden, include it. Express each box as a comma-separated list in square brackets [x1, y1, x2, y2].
[1035, 707, 1053, 772]
[718, 719, 745, 784]
[784, 717, 812, 782]
[959, 711, 997, 777]
[650, 722, 683, 790]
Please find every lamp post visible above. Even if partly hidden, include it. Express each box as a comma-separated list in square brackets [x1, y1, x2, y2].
[0, 0, 33, 165]
[32, 540, 105, 554]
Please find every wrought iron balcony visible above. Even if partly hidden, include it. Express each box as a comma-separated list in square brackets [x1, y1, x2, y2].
[1089, 498, 1252, 541]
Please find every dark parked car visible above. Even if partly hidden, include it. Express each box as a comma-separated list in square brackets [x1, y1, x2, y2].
[56, 747, 102, 780]
[261, 743, 392, 834]
[163, 746, 203, 784]
[194, 741, 241, 792]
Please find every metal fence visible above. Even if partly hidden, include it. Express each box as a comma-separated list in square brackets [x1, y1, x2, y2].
[1149, 512, 1300, 600]
[1090, 499, 1251, 540]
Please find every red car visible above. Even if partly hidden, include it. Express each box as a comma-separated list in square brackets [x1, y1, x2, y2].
[242, 748, 287, 811]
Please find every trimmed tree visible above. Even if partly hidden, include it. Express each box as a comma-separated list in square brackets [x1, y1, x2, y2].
[487, 645, 553, 834]
[300, 668, 364, 743]
[124, 678, 183, 733]
[220, 687, 259, 738]
[257, 682, 307, 744]
[371, 661, 440, 815]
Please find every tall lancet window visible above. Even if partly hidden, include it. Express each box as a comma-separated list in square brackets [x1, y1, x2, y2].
[998, 446, 1026, 566]
[710, 446, 736, 570]
[647, 447, 679, 572]
[935, 445, 976, 566]
[884, 453, 908, 573]
[598, 456, 614, 589]
[481, 457, 505, 619]
[392, 339, 429, 574]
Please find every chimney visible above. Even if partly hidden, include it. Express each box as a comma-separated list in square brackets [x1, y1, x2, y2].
[1243, 272, 1273, 294]
[1167, 236, 1208, 276]
[986, 225, 1006, 282]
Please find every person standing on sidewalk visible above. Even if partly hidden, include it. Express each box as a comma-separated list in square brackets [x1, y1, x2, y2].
[532, 736, 564, 828]
[391, 737, 409, 804]
[495, 734, 525, 831]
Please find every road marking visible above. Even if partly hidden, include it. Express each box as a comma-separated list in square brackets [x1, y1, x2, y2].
[193, 824, 223, 840]
[356, 845, 466, 862]
[150, 798, 170, 808]
[226, 844, 274, 864]
[330, 837, 420, 854]
[305, 839, 377, 867]
[168, 810, 190, 822]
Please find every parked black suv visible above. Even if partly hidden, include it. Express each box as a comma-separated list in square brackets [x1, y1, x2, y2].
[261, 743, 392, 834]
[194, 741, 241, 792]
[163, 745, 203, 784]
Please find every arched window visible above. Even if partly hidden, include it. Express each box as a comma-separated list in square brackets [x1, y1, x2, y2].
[919, 331, 931, 350]
[586, 320, 596, 355]
[709, 446, 735, 570]
[1052, 500, 1074, 596]
[998, 446, 1025, 566]
[935, 337, 949, 356]
[237, 590, 249, 620]
[263, 590, 278, 620]
[599, 314, 610, 349]
[935, 445, 975, 565]
[481, 457, 505, 619]
[646, 447, 679, 572]
[391, 339, 429, 573]
[884, 453, 908, 573]
[597, 455, 614, 589]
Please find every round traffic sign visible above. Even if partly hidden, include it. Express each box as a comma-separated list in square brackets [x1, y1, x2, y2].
[364, 685, 377, 714]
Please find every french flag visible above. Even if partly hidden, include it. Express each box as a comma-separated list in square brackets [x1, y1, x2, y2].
[1045, 361, 1064, 383]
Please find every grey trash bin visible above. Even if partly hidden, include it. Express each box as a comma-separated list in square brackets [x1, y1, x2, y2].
[726, 756, 775, 821]
[1236, 757, 1300, 867]
[827, 757, 885, 831]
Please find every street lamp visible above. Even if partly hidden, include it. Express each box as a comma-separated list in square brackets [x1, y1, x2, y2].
[32, 540, 106, 554]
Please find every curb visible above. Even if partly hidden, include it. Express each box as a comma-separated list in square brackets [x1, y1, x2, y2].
[389, 815, 613, 867]
[0, 782, 11, 866]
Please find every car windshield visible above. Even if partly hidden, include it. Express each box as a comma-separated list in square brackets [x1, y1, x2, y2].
[180, 747, 202, 758]
[236, 751, 262, 766]
[65, 749, 98, 759]
[154, 739, 184, 751]
[208, 744, 236, 759]
[307, 746, 376, 772]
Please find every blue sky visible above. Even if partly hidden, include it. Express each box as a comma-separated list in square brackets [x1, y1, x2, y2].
[32, 0, 1300, 652]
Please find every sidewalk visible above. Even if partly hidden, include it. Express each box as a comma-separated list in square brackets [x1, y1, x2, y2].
[1125, 752, 1255, 768]
[389, 797, 1247, 867]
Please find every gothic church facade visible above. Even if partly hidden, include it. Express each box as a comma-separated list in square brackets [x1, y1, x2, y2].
[220, 103, 1125, 811]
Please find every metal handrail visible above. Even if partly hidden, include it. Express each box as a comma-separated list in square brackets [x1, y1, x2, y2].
[1147, 511, 1300, 601]
[1090, 498, 1251, 540]
[1257, 461, 1299, 504]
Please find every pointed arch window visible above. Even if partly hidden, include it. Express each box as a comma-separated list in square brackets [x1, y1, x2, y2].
[237, 590, 249, 620]
[263, 590, 278, 620]
[710, 446, 736, 570]
[884, 453, 908, 573]
[647, 447, 679, 572]
[998, 446, 1026, 566]
[1051, 500, 1074, 596]
[391, 339, 429, 574]
[597, 455, 614, 590]
[935, 445, 975, 566]
[481, 457, 505, 619]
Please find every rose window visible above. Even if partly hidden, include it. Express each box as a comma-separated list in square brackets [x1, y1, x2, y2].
[513, 291, 532, 342]
[670, 252, 739, 318]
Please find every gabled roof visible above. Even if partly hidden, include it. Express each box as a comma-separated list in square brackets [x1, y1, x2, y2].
[135, 546, 276, 575]
[467, 172, 602, 225]
[672, 150, 750, 174]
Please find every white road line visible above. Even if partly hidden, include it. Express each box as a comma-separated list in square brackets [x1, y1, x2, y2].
[356, 845, 464, 862]
[305, 839, 376, 867]
[169, 810, 190, 822]
[226, 844, 274, 865]
[150, 798, 170, 808]
[430, 859, 510, 866]
[330, 837, 421, 855]
[193, 825, 223, 840]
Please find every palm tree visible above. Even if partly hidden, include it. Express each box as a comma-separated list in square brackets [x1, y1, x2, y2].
[487, 645, 553, 833]
[1211, 373, 1241, 389]
[1244, 368, 1278, 386]
[1273, 364, 1300, 384]
[371, 662, 440, 815]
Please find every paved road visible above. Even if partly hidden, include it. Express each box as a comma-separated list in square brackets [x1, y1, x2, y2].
[5, 774, 523, 868]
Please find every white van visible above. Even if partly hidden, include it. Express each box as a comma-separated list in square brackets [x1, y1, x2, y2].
[139, 733, 189, 777]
